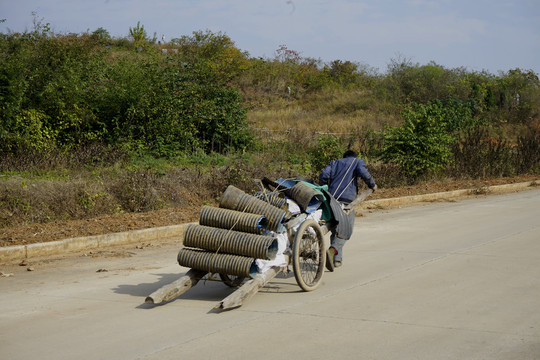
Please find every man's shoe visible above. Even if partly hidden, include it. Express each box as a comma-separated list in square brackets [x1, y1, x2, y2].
[334, 261, 342, 268]
[326, 247, 336, 272]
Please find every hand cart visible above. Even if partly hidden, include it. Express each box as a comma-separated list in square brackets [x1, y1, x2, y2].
[145, 181, 373, 311]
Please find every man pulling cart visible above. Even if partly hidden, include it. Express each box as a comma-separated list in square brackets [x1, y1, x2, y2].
[145, 150, 376, 311]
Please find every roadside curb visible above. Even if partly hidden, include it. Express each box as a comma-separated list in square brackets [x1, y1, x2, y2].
[357, 180, 538, 210]
[1, 180, 537, 263]
[0, 222, 196, 264]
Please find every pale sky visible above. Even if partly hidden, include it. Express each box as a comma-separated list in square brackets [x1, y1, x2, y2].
[1, 0, 539, 74]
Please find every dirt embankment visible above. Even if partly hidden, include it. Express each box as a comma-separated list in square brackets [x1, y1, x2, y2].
[1, 175, 537, 247]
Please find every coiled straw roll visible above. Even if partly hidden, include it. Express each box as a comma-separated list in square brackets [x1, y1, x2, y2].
[285, 181, 325, 213]
[219, 185, 286, 232]
[253, 191, 288, 210]
[199, 206, 268, 234]
[177, 248, 258, 278]
[184, 224, 278, 260]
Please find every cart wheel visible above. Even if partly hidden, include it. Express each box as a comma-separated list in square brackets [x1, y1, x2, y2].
[219, 273, 246, 288]
[292, 219, 326, 292]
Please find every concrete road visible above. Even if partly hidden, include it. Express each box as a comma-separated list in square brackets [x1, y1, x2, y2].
[1, 189, 539, 360]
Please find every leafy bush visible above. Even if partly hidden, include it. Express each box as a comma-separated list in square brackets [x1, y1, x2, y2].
[379, 102, 455, 181]
[129, 22, 148, 42]
[381, 58, 470, 104]
[378, 97, 486, 182]
[0, 30, 252, 156]
[310, 134, 346, 174]
[171, 30, 249, 81]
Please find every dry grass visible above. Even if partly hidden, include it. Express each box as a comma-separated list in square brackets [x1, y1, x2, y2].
[0, 156, 308, 229]
[247, 89, 401, 134]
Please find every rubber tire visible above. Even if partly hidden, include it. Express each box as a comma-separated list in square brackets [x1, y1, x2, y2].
[219, 273, 246, 288]
[292, 219, 326, 292]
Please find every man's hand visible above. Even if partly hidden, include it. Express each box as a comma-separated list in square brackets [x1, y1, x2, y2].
[372, 184, 378, 192]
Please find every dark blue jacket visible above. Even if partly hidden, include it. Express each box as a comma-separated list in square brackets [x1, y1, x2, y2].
[319, 156, 376, 204]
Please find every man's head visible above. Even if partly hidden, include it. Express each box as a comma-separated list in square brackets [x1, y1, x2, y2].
[343, 150, 358, 158]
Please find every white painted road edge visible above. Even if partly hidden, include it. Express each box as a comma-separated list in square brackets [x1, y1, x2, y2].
[1, 180, 537, 263]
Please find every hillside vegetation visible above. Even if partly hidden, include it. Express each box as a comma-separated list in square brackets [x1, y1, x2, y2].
[1, 20, 539, 229]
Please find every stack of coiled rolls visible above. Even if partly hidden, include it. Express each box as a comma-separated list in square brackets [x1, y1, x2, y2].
[177, 186, 288, 278]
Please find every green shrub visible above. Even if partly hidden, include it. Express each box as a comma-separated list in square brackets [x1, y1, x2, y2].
[381, 59, 470, 104]
[379, 102, 454, 181]
[128, 22, 148, 43]
[310, 135, 346, 174]
[0, 30, 252, 156]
